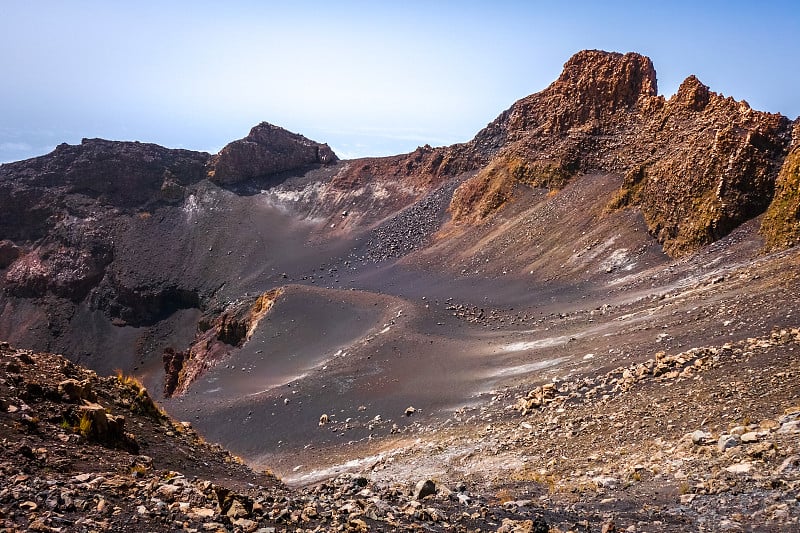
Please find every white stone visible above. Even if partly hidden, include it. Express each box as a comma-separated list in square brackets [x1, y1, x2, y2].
[739, 431, 759, 443]
[593, 476, 620, 489]
[690, 430, 711, 445]
[725, 462, 752, 474]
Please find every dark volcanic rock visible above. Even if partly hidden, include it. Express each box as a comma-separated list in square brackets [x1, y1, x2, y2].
[350, 177, 462, 263]
[4, 243, 110, 301]
[413, 479, 436, 500]
[0, 240, 20, 269]
[3, 212, 114, 301]
[207, 122, 338, 185]
[162, 347, 185, 397]
[0, 138, 209, 209]
[91, 277, 201, 327]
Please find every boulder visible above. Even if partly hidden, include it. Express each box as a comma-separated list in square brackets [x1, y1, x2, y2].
[718, 434, 741, 451]
[58, 379, 95, 403]
[413, 479, 436, 500]
[690, 430, 712, 445]
[225, 499, 249, 519]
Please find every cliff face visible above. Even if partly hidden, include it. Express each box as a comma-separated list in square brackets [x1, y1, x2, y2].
[0, 139, 209, 209]
[0, 139, 210, 305]
[762, 122, 800, 251]
[448, 50, 793, 256]
[617, 76, 791, 256]
[507, 50, 658, 136]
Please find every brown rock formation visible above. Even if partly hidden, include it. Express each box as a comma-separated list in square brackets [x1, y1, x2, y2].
[510, 50, 657, 134]
[618, 76, 791, 256]
[161, 348, 185, 398]
[448, 50, 793, 256]
[207, 122, 338, 184]
[328, 145, 453, 192]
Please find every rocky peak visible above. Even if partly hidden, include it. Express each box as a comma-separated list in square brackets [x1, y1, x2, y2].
[449, 50, 795, 256]
[207, 122, 338, 185]
[553, 50, 658, 110]
[674, 75, 711, 111]
[495, 50, 659, 140]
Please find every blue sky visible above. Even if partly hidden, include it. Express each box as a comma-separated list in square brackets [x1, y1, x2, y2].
[1, 1, 798, 163]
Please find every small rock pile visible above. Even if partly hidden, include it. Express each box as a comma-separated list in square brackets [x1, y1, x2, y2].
[516, 383, 560, 415]
[514, 327, 800, 413]
[352, 179, 460, 264]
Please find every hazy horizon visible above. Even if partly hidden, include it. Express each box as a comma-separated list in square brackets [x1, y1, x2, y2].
[2, 1, 799, 164]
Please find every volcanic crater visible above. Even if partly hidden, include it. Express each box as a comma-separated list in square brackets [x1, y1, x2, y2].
[1, 50, 799, 531]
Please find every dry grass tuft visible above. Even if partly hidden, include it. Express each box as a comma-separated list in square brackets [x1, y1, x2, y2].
[78, 412, 93, 438]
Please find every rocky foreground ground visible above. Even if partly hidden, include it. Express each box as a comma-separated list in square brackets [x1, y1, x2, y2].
[2, 323, 799, 532]
[0, 343, 555, 533]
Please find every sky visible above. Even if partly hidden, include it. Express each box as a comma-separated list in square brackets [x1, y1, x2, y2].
[1, 1, 798, 163]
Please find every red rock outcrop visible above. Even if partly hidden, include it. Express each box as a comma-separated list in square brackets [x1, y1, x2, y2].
[4, 244, 110, 301]
[163, 289, 283, 396]
[207, 122, 338, 185]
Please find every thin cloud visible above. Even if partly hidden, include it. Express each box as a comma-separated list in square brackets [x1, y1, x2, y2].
[0, 142, 32, 152]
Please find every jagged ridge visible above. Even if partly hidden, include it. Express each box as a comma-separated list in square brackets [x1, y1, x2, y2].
[447, 50, 794, 256]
